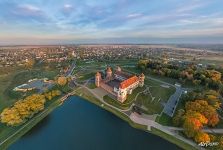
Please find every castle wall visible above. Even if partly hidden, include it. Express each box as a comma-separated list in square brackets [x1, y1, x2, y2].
[100, 82, 117, 96]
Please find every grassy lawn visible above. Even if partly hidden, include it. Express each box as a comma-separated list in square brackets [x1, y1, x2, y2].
[156, 113, 173, 126]
[135, 85, 175, 115]
[150, 127, 197, 150]
[0, 68, 59, 111]
[87, 83, 97, 89]
[78, 72, 96, 81]
[103, 87, 146, 110]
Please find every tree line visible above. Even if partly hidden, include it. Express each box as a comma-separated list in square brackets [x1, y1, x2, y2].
[0, 90, 61, 126]
[137, 59, 223, 94]
[173, 90, 223, 148]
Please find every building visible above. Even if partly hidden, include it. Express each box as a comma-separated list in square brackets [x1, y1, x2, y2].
[95, 66, 145, 103]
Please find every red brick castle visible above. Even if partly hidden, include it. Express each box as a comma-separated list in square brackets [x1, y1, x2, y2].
[95, 67, 145, 103]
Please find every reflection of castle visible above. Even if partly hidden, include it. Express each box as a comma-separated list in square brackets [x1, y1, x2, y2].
[95, 67, 145, 103]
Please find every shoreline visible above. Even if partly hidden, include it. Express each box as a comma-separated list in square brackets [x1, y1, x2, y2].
[0, 91, 197, 150]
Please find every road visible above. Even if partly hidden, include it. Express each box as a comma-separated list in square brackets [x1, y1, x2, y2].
[65, 61, 76, 77]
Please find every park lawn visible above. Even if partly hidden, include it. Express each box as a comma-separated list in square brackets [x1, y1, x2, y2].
[87, 83, 97, 89]
[135, 92, 163, 114]
[0, 72, 20, 111]
[156, 113, 173, 126]
[78, 72, 96, 81]
[103, 87, 146, 110]
[135, 85, 175, 115]
[0, 65, 59, 112]
[150, 86, 176, 102]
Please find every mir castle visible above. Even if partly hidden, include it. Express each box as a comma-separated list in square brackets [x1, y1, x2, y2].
[95, 67, 145, 103]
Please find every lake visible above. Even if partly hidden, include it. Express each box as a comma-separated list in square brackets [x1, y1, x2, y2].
[9, 96, 180, 150]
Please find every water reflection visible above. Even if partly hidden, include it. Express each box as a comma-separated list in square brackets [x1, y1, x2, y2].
[23, 116, 51, 138]
[10, 96, 180, 150]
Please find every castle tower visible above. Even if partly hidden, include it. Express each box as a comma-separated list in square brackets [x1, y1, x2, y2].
[95, 72, 101, 87]
[116, 66, 121, 72]
[117, 88, 127, 103]
[106, 67, 112, 80]
[139, 73, 145, 87]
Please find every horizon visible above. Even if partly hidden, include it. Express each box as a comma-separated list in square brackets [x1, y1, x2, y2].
[1, 0, 223, 44]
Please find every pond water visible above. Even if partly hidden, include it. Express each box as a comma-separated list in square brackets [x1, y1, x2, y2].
[10, 96, 179, 150]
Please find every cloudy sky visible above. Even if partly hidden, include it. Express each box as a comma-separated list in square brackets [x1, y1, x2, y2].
[0, 0, 223, 44]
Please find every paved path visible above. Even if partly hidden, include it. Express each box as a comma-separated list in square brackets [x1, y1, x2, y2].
[163, 86, 183, 117]
[129, 113, 203, 149]
[167, 126, 223, 134]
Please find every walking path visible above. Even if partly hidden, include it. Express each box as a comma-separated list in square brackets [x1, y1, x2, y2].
[167, 126, 223, 134]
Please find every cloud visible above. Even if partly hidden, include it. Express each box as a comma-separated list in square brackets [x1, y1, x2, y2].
[127, 13, 143, 19]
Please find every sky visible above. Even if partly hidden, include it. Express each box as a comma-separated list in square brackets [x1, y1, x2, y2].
[0, 0, 223, 45]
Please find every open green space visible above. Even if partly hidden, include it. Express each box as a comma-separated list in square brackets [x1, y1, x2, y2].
[134, 85, 175, 114]
[78, 72, 96, 81]
[87, 83, 97, 89]
[156, 113, 173, 126]
[0, 69, 58, 111]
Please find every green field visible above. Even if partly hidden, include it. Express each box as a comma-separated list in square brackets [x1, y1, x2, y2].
[0, 68, 59, 111]
[135, 85, 175, 114]
[156, 113, 173, 126]
[87, 83, 97, 89]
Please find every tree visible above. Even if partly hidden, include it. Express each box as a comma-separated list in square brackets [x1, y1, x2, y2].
[173, 109, 185, 126]
[185, 110, 208, 125]
[25, 59, 35, 70]
[183, 117, 203, 138]
[57, 76, 67, 86]
[194, 131, 210, 143]
[0, 94, 46, 126]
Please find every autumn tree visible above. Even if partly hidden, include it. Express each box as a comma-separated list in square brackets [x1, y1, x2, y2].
[57, 76, 67, 86]
[183, 117, 203, 138]
[194, 131, 210, 143]
[0, 94, 46, 126]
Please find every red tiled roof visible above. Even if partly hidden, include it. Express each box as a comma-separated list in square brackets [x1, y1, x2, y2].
[120, 76, 139, 89]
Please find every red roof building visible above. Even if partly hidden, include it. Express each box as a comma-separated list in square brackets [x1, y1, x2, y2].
[119, 76, 139, 89]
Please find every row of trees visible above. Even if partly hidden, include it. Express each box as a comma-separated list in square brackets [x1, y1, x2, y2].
[173, 90, 222, 146]
[137, 59, 223, 92]
[0, 90, 61, 126]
